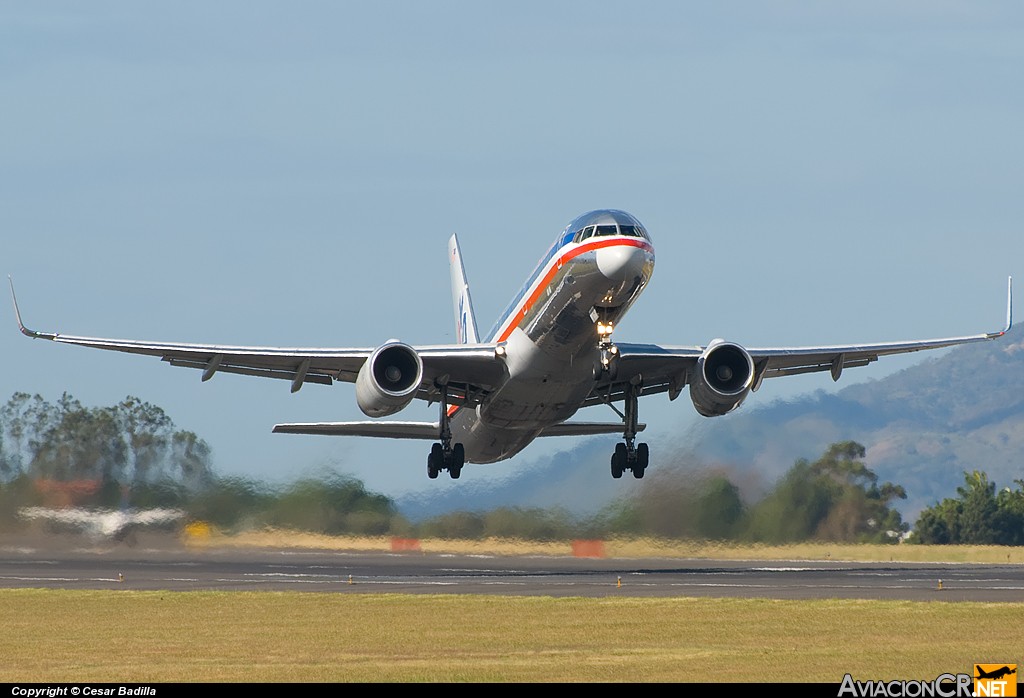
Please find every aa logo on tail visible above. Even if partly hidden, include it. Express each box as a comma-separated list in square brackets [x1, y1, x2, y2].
[974, 664, 1017, 697]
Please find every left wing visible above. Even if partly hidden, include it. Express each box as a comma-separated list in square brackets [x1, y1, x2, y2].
[586, 277, 1013, 405]
[10, 280, 505, 407]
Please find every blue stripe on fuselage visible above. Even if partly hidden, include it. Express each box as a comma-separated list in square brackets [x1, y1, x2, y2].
[485, 228, 576, 341]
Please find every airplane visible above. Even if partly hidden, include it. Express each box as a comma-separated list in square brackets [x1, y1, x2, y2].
[975, 666, 1016, 681]
[19, 506, 186, 542]
[10, 209, 1014, 481]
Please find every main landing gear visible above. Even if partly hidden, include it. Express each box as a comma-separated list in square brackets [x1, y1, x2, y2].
[427, 384, 466, 480]
[609, 382, 648, 479]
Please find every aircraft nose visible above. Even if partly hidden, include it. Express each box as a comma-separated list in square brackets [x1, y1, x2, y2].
[596, 243, 647, 282]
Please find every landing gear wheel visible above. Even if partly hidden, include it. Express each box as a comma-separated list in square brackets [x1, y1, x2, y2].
[633, 442, 649, 479]
[427, 443, 443, 479]
[449, 443, 465, 479]
[611, 442, 626, 479]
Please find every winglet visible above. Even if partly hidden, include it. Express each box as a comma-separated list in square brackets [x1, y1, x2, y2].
[991, 275, 1013, 337]
[8, 277, 56, 340]
[1006, 275, 1013, 333]
[448, 234, 480, 344]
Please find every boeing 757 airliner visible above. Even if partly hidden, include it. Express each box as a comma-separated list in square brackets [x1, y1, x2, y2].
[11, 210, 1013, 480]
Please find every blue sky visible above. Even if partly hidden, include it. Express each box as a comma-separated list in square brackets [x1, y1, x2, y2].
[2, 3, 1022, 500]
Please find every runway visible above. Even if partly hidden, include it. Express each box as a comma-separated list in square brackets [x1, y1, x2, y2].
[1, 540, 1023, 601]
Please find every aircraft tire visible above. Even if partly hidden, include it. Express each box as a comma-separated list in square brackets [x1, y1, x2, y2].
[449, 443, 465, 479]
[611, 443, 627, 479]
[637, 442, 649, 469]
[428, 443, 443, 479]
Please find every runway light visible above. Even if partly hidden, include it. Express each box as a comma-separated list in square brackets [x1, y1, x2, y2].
[617, 576, 621, 588]
[348, 575, 353, 585]
[937, 579, 943, 590]
[118, 573, 124, 583]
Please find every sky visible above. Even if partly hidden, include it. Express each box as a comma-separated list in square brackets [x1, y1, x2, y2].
[2, 2, 1022, 504]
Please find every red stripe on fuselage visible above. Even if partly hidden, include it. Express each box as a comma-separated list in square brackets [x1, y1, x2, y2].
[495, 237, 652, 343]
[447, 236, 652, 422]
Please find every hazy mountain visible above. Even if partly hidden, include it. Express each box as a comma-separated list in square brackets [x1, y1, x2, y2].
[398, 324, 1024, 522]
[688, 323, 1024, 518]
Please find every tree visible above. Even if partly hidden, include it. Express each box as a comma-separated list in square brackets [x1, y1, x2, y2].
[912, 472, 1024, 545]
[0, 392, 214, 508]
[745, 441, 907, 543]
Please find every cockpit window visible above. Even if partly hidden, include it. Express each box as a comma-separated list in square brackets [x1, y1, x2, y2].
[619, 224, 648, 239]
[572, 218, 650, 243]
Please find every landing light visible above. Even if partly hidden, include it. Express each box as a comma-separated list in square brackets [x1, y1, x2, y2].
[597, 322, 614, 336]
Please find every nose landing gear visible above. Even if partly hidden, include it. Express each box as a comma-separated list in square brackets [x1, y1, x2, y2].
[593, 318, 619, 381]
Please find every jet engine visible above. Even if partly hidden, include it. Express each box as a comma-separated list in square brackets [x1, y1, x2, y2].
[689, 339, 754, 417]
[355, 341, 424, 417]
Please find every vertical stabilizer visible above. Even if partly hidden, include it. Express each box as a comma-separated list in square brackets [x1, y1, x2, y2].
[448, 234, 480, 344]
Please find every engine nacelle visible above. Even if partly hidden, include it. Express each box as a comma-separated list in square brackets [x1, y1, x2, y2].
[355, 341, 424, 417]
[689, 339, 754, 417]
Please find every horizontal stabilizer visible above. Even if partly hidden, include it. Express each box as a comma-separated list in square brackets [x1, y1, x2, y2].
[538, 422, 645, 437]
[273, 421, 440, 440]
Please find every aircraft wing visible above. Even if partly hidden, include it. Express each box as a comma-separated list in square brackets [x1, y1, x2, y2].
[538, 421, 645, 437]
[273, 421, 443, 439]
[588, 278, 1012, 405]
[11, 281, 506, 407]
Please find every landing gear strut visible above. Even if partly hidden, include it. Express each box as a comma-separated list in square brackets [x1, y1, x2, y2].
[592, 314, 650, 479]
[593, 317, 619, 381]
[609, 382, 649, 479]
[427, 384, 466, 480]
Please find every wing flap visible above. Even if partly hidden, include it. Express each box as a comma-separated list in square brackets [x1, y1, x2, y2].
[538, 422, 644, 437]
[273, 421, 441, 440]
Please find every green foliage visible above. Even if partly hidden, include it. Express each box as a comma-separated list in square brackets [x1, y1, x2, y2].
[0, 392, 215, 497]
[414, 506, 584, 541]
[911, 472, 1024, 545]
[744, 441, 908, 544]
[186, 476, 274, 530]
[416, 510, 487, 539]
[601, 470, 747, 540]
[266, 476, 397, 535]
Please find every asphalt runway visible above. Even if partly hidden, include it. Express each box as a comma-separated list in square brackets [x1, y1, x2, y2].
[1, 540, 1023, 601]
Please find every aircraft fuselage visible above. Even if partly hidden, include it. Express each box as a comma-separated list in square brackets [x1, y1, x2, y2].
[451, 210, 655, 462]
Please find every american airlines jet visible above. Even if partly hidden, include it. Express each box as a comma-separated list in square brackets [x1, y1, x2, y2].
[11, 210, 1013, 480]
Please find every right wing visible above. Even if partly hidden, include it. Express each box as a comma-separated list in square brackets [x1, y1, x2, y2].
[10, 279, 506, 408]
[584, 276, 1013, 405]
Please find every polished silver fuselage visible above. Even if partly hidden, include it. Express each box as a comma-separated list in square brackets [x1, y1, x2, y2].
[452, 236, 655, 462]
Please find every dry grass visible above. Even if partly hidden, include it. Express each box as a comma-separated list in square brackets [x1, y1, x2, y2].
[184, 528, 1024, 564]
[1, 589, 1022, 682]
[5, 531, 1023, 682]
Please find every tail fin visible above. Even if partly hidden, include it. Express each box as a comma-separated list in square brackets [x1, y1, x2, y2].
[448, 234, 480, 344]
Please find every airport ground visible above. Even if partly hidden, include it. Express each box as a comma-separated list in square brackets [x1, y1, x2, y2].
[1, 530, 1022, 682]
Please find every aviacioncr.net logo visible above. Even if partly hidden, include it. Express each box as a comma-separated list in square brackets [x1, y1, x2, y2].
[838, 673, 973, 697]
[974, 664, 1017, 697]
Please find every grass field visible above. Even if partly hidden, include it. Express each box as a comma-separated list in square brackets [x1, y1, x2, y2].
[2, 589, 1023, 683]
[2, 532, 1023, 683]
[187, 528, 1024, 565]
